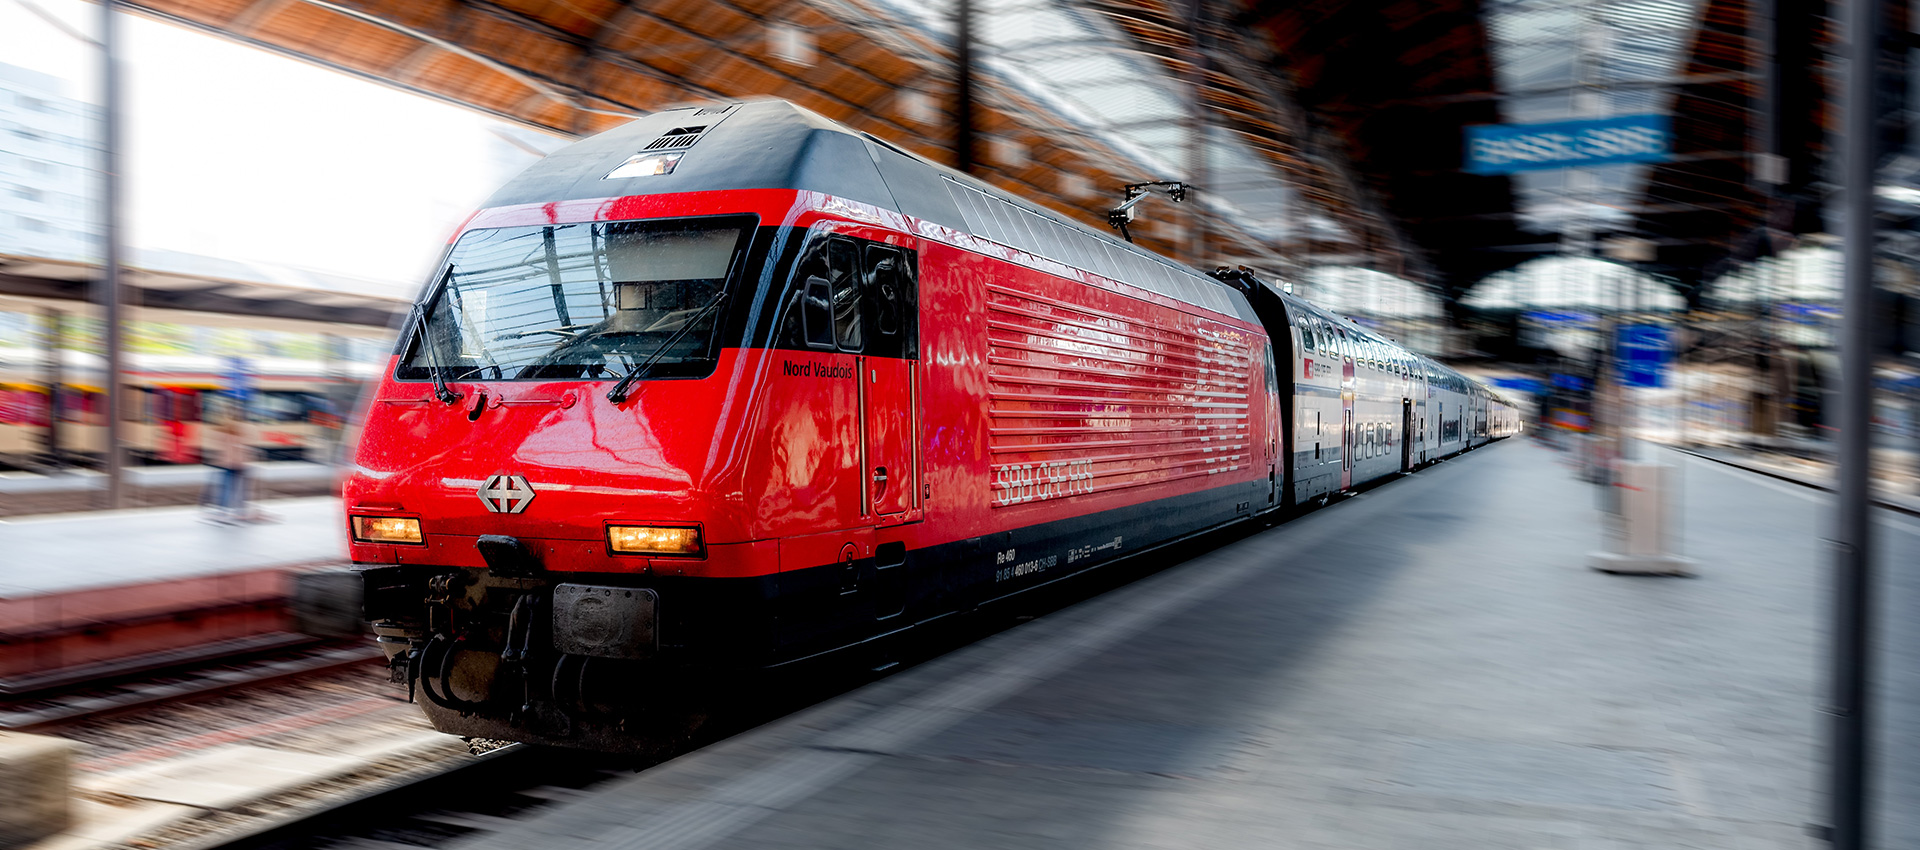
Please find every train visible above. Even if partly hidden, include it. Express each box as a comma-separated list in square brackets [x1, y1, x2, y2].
[0, 348, 372, 468]
[347, 100, 1518, 751]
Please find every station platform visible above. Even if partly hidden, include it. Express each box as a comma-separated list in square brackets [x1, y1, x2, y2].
[0, 462, 336, 497]
[0, 498, 347, 692]
[458, 439, 1919, 850]
[0, 463, 339, 519]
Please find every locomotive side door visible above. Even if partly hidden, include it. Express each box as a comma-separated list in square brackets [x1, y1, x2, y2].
[1340, 334, 1355, 489]
[1263, 343, 1281, 507]
[1401, 398, 1413, 472]
[858, 242, 919, 522]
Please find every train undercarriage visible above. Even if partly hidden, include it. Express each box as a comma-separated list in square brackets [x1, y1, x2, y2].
[363, 563, 724, 753]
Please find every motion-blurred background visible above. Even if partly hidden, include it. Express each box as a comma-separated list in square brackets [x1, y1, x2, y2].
[0, 0, 1914, 848]
[0, 0, 1912, 507]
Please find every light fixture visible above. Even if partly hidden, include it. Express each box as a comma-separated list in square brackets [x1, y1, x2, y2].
[607, 524, 703, 556]
[605, 151, 685, 179]
[351, 515, 423, 544]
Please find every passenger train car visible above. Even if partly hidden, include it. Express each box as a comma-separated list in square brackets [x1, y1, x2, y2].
[0, 352, 371, 468]
[347, 100, 1517, 750]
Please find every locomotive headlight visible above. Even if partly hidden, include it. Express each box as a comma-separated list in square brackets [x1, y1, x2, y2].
[604, 151, 684, 179]
[608, 524, 703, 556]
[352, 515, 423, 544]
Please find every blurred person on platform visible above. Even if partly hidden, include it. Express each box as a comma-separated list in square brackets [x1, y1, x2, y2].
[204, 401, 256, 524]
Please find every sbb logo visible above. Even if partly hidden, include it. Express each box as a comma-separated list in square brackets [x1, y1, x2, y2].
[991, 459, 1095, 507]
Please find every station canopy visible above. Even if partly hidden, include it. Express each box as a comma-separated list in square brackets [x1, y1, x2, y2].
[109, 0, 1824, 300]
[0, 248, 409, 328]
[115, 0, 1507, 288]
[1463, 256, 1688, 312]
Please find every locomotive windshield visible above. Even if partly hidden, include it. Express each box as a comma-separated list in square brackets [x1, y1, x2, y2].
[397, 216, 754, 383]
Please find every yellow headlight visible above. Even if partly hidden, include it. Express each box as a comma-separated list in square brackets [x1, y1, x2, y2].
[352, 516, 423, 544]
[608, 525, 702, 556]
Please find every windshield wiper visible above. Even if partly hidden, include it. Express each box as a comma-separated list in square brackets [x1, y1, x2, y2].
[607, 290, 728, 404]
[415, 264, 463, 405]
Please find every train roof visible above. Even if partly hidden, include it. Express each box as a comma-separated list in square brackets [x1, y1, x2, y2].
[1265, 282, 1510, 402]
[483, 99, 1259, 326]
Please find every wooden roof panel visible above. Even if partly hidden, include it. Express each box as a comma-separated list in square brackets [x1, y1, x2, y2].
[487, 0, 617, 38]
[252, 4, 419, 68]
[461, 13, 575, 75]
[674, 4, 753, 42]
[180, 0, 258, 26]
[353, 0, 461, 35]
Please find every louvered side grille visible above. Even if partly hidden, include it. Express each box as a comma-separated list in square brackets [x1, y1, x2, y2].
[985, 283, 1254, 507]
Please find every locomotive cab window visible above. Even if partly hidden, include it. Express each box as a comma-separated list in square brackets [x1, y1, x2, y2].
[827, 237, 863, 352]
[790, 234, 851, 350]
[781, 231, 919, 357]
[397, 215, 756, 383]
[861, 244, 918, 359]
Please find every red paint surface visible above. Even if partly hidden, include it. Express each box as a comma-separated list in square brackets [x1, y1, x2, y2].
[346, 189, 1275, 578]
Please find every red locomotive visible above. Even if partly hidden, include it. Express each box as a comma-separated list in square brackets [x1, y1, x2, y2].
[348, 100, 1516, 749]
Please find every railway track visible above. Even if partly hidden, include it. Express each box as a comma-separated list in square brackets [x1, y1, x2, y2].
[0, 639, 380, 730]
[175, 744, 636, 850]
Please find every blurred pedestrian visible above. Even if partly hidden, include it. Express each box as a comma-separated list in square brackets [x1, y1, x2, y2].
[203, 404, 254, 524]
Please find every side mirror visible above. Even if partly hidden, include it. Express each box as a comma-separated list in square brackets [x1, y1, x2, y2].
[801, 275, 834, 348]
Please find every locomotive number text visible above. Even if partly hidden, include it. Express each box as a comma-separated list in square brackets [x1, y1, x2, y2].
[995, 554, 1057, 583]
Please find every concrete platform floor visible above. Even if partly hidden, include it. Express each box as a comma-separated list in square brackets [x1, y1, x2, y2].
[0, 464, 339, 518]
[0, 497, 343, 599]
[456, 439, 1920, 850]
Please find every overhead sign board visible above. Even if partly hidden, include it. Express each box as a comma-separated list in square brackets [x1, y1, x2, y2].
[223, 355, 254, 402]
[1616, 324, 1669, 389]
[1465, 114, 1671, 175]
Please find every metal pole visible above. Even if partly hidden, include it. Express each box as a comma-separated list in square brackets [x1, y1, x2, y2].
[1827, 0, 1877, 844]
[98, 0, 125, 509]
[954, 0, 977, 176]
[1751, 0, 1779, 194]
[1187, 0, 1208, 268]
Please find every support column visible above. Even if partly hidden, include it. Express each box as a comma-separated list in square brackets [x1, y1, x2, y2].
[1186, 0, 1208, 268]
[1826, 0, 1877, 845]
[954, 0, 977, 176]
[98, 0, 126, 508]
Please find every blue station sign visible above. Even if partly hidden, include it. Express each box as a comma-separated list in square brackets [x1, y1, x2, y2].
[1464, 114, 1672, 175]
[1616, 324, 1670, 389]
[223, 355, 255, 402]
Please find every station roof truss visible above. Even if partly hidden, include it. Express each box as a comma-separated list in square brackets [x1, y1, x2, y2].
[1237, 0, 1538, 298]
[1625, 0, 1884, 294]
[117, 0, 1853, 305]
[114, 0, 1471, 286]
[95, 0, 1250, 269]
